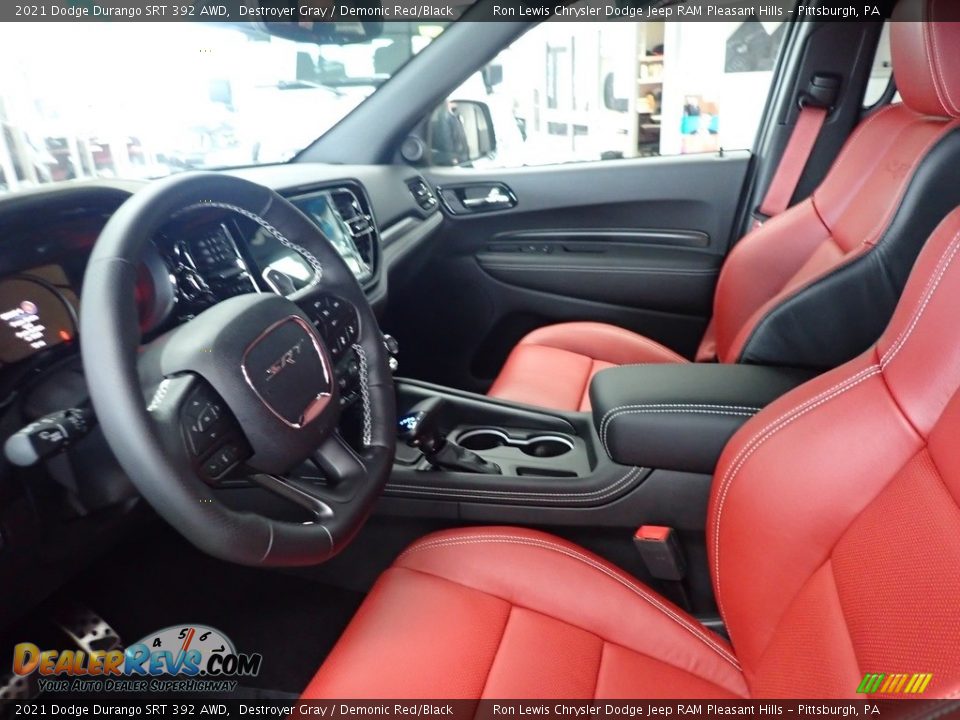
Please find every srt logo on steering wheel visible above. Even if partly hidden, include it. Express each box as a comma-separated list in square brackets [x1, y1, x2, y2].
[265, 339, 305, 381]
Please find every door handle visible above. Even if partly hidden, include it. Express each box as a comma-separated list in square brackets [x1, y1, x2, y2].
[462, 187, 514, 208]
[438, 182, 517, 215]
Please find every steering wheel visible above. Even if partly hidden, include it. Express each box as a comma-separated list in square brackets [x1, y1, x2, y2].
[80, 173, 396, 566]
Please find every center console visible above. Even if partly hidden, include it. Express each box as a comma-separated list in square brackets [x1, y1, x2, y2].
[588, 363, 814, 474]
[385, 362, 815, 530]
[387, 378, 638, 518]
[379, 357, 817, 619]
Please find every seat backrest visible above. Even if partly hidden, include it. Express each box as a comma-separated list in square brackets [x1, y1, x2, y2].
[708, 3, 960, 370]
[708, 205, 960, 698]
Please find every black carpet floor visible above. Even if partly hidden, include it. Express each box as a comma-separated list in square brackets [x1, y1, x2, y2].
[49, 529, 364, 694]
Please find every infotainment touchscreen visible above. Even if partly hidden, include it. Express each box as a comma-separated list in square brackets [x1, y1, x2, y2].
[292, 192, 373, 285]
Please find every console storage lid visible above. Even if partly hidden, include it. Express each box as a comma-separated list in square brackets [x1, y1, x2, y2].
[590, 363, 813, 474]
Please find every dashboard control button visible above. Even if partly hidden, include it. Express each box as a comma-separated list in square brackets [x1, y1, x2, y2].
[216, 443, 240, 466]
[308, 295, 360, 360]
[205, 423, 228, 446]
[195, 401, 221, 431]
[186, 418, 226, 456]
[181, 385, 233, 457]
[183, 396, 206, 419]
[203, 453, 227, 478]
[203, 442, 242, 480]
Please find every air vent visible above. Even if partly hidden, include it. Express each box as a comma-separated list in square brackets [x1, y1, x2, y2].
[329, 187, 378, 274]
[406, 177, 438, 212]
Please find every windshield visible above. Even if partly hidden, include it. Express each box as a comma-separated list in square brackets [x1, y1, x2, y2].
[0, 22, 446, 194]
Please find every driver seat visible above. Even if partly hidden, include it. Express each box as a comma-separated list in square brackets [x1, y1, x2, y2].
[302, 207, 960, 699]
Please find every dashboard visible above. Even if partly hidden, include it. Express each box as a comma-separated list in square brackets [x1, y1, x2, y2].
[0, 179, 402, 370]
[0, 165, 442, 628]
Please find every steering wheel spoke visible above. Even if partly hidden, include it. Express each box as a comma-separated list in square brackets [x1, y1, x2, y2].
[143, 372, 251, 485]
[313, 431, 369, 487]
[249, 473, 334, 520]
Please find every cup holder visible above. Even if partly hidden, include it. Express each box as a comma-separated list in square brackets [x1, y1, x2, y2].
[458, 429, 574, 458]
[457, 430, 504, 451]
[524, 438, 572, 458]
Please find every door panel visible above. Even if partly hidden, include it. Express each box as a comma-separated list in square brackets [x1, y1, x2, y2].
[384, 152, 751, 393]
[476, 242, 719, 314]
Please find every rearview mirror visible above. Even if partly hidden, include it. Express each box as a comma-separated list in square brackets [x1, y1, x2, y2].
[481, 64, 504, 91]
[427, 100, 496, 167]
[255, 0, 383, 45]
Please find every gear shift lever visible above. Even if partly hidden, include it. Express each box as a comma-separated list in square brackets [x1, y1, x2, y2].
[398, 398, 501, 474]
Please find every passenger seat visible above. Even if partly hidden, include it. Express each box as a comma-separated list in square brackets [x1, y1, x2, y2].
[488, 1, 960, 412]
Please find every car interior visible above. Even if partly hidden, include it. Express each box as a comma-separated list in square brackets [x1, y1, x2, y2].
[1, 0, 959, 703]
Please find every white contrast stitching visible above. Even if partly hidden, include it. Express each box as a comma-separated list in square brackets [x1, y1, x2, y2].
[598, 404, 761, 455]
[351, 344, 372, 447]
[923, 2, 953, 116]
[617, 337, 687, 360]
[711, 364, 881, 618]
[931, 0, 960, 115]
[399, 533, 741, 671]
[386, 465, 642, 503]
[146, 379, 172, 412]
[520, 343, 686, 366]
[880, 229, 960, 369]
[177, 201, 323, 285]
[603, 410, 758, 456]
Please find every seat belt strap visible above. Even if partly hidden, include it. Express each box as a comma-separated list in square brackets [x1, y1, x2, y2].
[753, 105, 828, 227]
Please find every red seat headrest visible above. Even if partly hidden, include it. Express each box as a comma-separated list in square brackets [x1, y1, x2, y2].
[891, 0, 960, 117]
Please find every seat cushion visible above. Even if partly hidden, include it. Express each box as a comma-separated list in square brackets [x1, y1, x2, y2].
[302, 527, 747, 700]
[487, 322, 688, 411]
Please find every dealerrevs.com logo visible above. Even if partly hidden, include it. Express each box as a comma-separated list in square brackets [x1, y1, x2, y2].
[12, 624, 262, 694]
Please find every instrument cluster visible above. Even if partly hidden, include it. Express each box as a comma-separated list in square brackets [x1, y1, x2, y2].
[150, 219, 264, 330]
[0, 183, 378, 371]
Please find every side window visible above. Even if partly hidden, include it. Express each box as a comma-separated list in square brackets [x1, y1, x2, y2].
[863, 23, 897, 108]
[428, 14, 785, 169]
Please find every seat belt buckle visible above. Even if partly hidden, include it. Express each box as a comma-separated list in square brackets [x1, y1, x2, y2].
[634, 526, 686, 582]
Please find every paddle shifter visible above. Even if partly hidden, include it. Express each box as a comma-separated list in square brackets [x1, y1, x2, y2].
[398, 398, 501, 474]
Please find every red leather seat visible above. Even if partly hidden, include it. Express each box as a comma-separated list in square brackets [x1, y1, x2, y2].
[486, 322, 688, 412]
[303, 206, 960, 699]
[489, 5, 960, 412]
